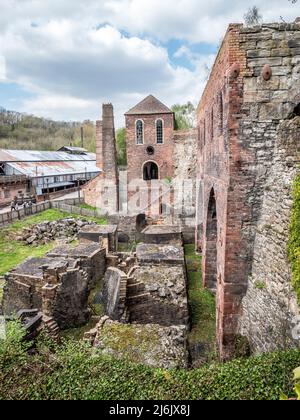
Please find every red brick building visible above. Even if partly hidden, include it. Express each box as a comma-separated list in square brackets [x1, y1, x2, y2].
[196, 21, 300, 360]
[125, 95, 175, 212]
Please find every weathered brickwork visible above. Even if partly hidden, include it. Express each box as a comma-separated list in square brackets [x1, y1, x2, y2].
[126, 113, 175, 210]
[3, 242, 107, 329]
[197, 21, 300, 359]
[83, 104, 119, 212]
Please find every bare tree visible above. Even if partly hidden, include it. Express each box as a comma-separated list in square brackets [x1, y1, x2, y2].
[244, 6, 263, 26]
[288, 0, 298, 4]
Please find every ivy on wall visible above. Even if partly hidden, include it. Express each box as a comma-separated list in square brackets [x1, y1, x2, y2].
[288, 171, 300, 306]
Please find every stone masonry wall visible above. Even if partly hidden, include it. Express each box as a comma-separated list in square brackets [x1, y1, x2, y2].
[239, 119, 300, 353]
[197, 21, 300, 359]
[237, 23, 300, 353]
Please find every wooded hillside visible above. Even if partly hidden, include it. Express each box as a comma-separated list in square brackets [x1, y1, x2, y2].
[0, 107, 96, 152]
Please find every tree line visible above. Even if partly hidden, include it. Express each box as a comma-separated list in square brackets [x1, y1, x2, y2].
[0, 107, 96, 152]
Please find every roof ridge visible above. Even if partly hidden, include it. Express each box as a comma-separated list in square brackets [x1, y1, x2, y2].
[125, 95, 173, 116]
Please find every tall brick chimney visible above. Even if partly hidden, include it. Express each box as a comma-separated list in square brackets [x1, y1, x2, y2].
[96, 120, 103, 170]
[102, 104, 118, 187]
[93, 104, 119, 212]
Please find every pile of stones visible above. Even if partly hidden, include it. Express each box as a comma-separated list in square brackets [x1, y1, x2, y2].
[17, 218, 96, 246]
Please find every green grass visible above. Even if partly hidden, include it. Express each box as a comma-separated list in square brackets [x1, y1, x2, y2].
[0, 209, 107, 276]
[184, 245, 216, 357]
[61, 319, 99, 341]
[80, 203, 98, 211]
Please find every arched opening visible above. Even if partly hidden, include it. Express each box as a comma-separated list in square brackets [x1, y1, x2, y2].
[143, 161, 159, 181]
[204, 188, 218, 293]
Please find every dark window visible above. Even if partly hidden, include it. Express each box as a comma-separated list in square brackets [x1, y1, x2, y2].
[143, 162, 159, 181]
[146, 146, 155, 156]
[156, 119, 163, 144]
[136, 120, 144, 144]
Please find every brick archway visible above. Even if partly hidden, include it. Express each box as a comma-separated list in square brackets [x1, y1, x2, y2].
[143, 161, 159, 181]
[204, 188, 218, 293]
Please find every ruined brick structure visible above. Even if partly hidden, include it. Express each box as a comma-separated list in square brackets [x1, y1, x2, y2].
[3, 243, 106, 329]
[196, 21, 300, 360]
[83, 95, 198, 218]
[83, 104, 119, 213]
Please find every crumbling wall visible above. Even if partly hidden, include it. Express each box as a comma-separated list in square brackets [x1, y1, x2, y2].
[3, 257, 56, 314]
[47, 242, 106, 290]
[239, 118, 300, 353]
[43, 264, 90, 329]
[197, 21, 300, 359]
[101, 267, 127, 321]
[3, 241, 106, 329]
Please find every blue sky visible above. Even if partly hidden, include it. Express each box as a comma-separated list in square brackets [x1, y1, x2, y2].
[0, 0, 299, 126]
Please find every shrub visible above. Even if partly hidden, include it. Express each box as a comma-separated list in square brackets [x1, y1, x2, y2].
[0, 327, 300, 400]
[288, 172, 300, 306]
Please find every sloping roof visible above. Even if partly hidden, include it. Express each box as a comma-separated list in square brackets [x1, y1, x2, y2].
[6, 160, 101, 178]
[0, 149, 96, 163]
[125, 95, 173, 116]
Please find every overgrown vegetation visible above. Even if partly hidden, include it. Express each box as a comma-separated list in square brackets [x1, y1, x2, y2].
[0, 209, 107, 276]
[0, 107, 96, 152]
[184, 245, 216, 360]
[116, 128, 127, 166]
[244, 6, 262, 27]
[0, 321, 299, 400]
[281, 367, 300, 400]
[172, 103, 196, 131]
[288, 171, 300, 306]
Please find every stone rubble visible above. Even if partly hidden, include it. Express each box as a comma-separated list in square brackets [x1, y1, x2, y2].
[16, 218, 96, 246]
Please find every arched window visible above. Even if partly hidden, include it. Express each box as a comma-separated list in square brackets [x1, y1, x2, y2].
[156, 119, 163, 144]
[143, 162, 159, 181]
[136, 120, 144, 144]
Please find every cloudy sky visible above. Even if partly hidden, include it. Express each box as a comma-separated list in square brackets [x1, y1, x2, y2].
[0, 0, 299, 126]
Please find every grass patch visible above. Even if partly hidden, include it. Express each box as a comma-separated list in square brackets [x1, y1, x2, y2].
[61, 319, 99, 341]
[184, 245, 216, 360]
[0, 209, 107, 276]
[80, 203, 97, 212]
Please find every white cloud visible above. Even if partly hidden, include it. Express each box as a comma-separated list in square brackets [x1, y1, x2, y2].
[0, 56, 6, 82]
[0, 0, 299, 124]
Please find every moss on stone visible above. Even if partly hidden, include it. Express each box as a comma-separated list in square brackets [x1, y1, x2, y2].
[288, 171, 300, 306]
[184, 245, 216, 358]
[98, 323, 162, 364]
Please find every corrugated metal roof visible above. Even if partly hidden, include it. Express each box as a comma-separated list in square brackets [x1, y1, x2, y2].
[7, 160, 101, 178]
[0, 149, 96, 162]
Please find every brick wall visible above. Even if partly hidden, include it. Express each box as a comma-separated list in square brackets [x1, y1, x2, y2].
[126, 113, 175, 213]
[197, 21, 300, 359]
[83, 104, 119, 212]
